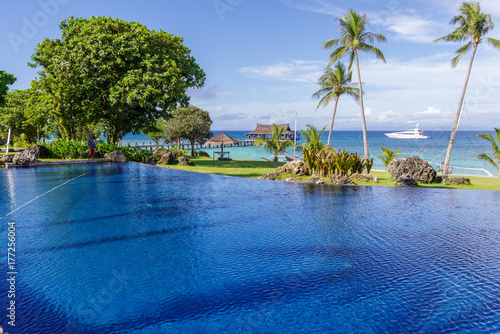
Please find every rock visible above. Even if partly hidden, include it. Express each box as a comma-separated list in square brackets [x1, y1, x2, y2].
[350, 173, 374, 182]
[445, 177, 471, 185]
[25, 145, 50, 158]
[330, 174, 354, 185]
[104, 150, 127, 162]
[277, 160, 308, 176]
[148, 148, 175, 165]
[177, 156, 195, 166]
[395, 174, 418, 187]
[388, 156, 436, 183]
[172, 150, 184, 158]
[12, 150, 38, 166]
[260, 172, 280, 181]
[1, 154, 13, 162]
[305, 174, 324, 184]
[284, 177, 302, 182]
[199, 152, 210, 158]
[80, 151, 104, 159]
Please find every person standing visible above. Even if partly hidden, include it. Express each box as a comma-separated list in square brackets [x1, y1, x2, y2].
[88, 136, 97, 160]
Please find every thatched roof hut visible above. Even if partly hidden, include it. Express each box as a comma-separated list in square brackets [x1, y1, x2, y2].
[204, 132, 239, 152]
[246, 123, 299, 141]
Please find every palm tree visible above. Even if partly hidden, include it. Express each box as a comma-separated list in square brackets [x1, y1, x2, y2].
[433, 1, 500, 175]
[377, 147, 401, 172]
[323, 10, 386, 159]
[254, 124, 293, 162]
[312, 62, 360, 147]
[477, 128, 500, 176]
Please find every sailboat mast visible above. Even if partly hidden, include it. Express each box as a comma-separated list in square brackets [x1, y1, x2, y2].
[294, 112, 297, 156]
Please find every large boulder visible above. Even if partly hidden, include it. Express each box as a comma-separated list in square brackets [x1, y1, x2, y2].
[25, 145, 50, 159]
[350, 173, 374, 182]
[305, 174, 324, 184]
[13, 150, 38, 166]
[104, 150, 127, 162]
[395, 174, 418, 187]
[388, 156, 436, 184]
[330, 174, 354, 185]
[177, 156, 195, 166]
[146, 148, 175, 165]
[276, 160, 308, 176]
[260, 172, 280, 181]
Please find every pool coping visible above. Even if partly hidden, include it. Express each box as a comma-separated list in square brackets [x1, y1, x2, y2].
[5, 159, 112, 168]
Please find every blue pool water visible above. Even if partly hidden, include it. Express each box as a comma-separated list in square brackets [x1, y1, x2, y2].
[1, 163, 499, 333]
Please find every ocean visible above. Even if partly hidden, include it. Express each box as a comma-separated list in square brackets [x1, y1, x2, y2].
[120, 130, 498, 177]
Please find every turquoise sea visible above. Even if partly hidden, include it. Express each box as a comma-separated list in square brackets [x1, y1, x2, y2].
[121, 130, 497, 177]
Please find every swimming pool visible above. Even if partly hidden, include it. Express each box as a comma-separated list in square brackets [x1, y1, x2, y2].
[1, 163, 499, 333]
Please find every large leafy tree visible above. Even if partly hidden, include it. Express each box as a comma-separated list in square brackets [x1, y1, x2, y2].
[163, 106, 213, 156]
[477, 128, 500, 176]
[0, 88, 56, 142]
[0, 71, 16, 107]
[433, 2, 500, 175]
[312, 62, 359, 147]
[323, 10, 386, 159]
[254, 124, 294, 162]
[30, 16, 206, 143]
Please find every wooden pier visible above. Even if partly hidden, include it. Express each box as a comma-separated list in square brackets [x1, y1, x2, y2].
[121, 139, 254, 151]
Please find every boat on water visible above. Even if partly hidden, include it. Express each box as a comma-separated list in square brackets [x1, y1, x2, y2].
[385, 124, 429, 139]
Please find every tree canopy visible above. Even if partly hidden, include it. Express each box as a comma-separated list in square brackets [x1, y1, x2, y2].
[29, 16, 206, 143]
[0, 71, 16, 107]
[163, 105, 213, 156]
[0, 88, 56, 142]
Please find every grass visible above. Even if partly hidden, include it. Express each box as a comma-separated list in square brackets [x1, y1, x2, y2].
[162, 156, 500, 191]
[159, 157, 284, 178]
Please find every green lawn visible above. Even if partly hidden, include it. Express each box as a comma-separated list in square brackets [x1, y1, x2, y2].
[162, 156, 500, 191]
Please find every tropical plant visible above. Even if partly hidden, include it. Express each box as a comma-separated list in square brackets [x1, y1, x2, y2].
[323, 10, 387, 159]
[433, 1, 500, 174]
[477, 128, 500, 176]
[301, 125, 326, 152]
[45, 139, 88, 159]
[254, 124, 294, 162]
[312, 62, 360, 146]
[377, 147, 401, 172]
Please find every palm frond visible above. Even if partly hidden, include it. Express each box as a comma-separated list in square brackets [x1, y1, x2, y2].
[359, 44, 386, 62]
[451, 41, 473, 67]
[487, 38, 500, 51]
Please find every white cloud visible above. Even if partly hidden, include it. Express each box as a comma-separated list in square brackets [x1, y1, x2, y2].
[373, 15, 442, 43]
[418, 107, 442, 115]
[239, 60, 324, 83]
[282, 0, 343, 16]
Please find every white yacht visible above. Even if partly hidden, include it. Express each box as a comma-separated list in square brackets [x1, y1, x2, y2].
[385, 124, 429, 139]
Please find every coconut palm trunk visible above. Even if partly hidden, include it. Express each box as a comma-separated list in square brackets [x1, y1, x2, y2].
[443, 43, 478, 175]
[327, 96, 340, 146]
[354, 50, 369, 159]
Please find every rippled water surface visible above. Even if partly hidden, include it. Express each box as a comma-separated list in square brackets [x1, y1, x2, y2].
[1, 163, 499, 333]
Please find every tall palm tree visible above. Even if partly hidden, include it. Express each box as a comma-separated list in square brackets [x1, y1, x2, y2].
[477, 128, 500, 176]
[323, 10, 386, 159]
[254, 124, 293, 162]
[312, 62, 360, 147]
[433, 1, 500, 175]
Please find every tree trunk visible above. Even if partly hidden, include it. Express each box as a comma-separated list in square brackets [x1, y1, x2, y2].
[443, 44, 478, 175]
[327, 96, 340, 147]
[355, 50, 369, 159]
[190, 139, 195, 156]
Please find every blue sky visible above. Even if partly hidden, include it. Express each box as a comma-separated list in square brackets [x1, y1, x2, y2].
[2, 0, 500, 131]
